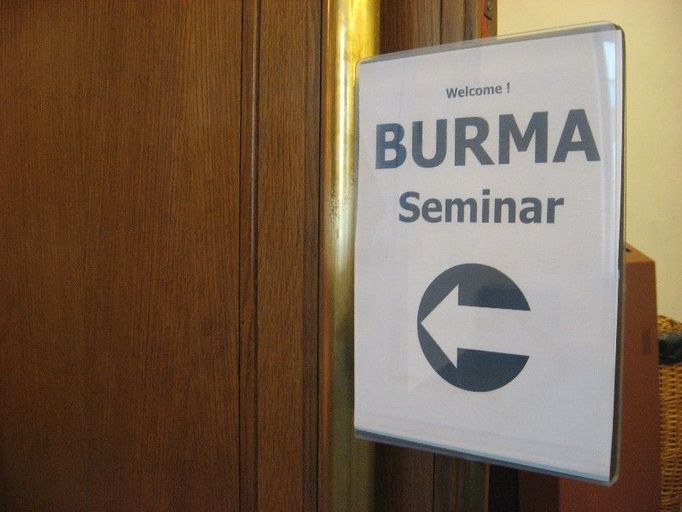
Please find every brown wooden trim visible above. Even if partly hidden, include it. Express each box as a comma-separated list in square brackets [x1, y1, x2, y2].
[239, 0, 260, 510]
[487, 0, 498, 38]
[465, 0, 481, 39]
[441, 0, 467, 43]
[302, 0, 321, 511]
[380, 0, 441, 53]
[255, 0, 321, 509]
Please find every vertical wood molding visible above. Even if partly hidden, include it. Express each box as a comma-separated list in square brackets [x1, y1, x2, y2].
[464, 0, 482, 39]
[319, 1, 379, 511]
[302, 2, 323, 511]
[239, 0, 260, 510]
[255, 0, 321, 510]
[441, 0, 466, 43]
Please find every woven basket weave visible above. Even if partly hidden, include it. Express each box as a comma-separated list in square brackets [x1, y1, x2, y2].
[659, 315, 682, 512]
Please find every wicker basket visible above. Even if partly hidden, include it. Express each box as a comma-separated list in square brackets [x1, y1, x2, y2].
[659, 315, 682, 512]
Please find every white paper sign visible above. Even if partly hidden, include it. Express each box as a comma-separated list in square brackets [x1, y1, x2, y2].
[354, 24, 624, 484]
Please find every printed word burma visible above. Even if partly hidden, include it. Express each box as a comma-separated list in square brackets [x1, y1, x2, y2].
[377, 109, 600, 168]
[399, 190, 565, 224]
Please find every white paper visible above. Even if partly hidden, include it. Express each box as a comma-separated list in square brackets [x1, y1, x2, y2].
[354, 24, 623, 484]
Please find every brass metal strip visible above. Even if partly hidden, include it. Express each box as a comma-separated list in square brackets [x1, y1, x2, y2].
[319, 1, 379, 511]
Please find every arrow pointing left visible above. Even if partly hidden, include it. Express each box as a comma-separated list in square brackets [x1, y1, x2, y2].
[420, 284, 530, 368]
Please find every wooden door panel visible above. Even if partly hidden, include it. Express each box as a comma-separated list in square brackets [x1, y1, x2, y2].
[253, 0, 320, 510]
[0, 0, 487, 510]
[0, 2, 242, 510]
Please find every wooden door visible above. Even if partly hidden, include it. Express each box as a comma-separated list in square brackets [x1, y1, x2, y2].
[0, 2, 244, 510]
[0, 1, 491, 510]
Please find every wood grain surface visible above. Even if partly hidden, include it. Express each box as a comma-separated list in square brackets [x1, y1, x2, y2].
[1, 2, 242, 510]
[0, 1, 488, 510]
[254, 0, 320, 510]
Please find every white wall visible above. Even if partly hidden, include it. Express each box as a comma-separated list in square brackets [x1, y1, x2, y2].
[499, 0, 682, 320]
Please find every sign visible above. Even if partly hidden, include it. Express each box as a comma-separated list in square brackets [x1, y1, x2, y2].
[354, 24, 624, 484]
